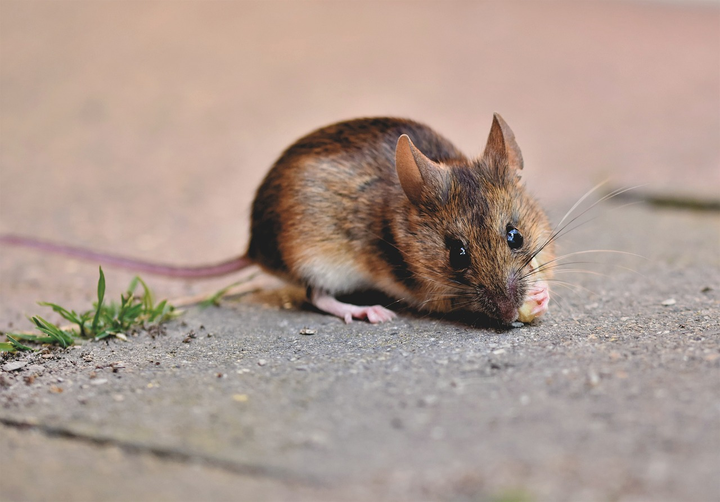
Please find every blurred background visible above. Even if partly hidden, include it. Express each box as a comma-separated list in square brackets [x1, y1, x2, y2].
[0, 0, 718, 329]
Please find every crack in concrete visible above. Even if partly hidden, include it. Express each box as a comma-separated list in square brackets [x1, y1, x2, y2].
[0, 415, 325, 488]
[609, 190, 720, 212]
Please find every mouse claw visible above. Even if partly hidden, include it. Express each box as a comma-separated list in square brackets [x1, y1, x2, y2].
[363, 305, 397, 324]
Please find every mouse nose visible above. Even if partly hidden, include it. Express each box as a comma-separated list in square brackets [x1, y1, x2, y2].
[497, 299, 519, 324]
[495, 277, 520, 324]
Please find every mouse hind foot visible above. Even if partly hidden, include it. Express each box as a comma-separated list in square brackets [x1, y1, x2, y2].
[309, 289, 396, 324]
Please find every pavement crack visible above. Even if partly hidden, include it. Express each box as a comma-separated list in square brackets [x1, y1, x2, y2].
[0, 416, 324, 487]
[609, 189, 720, 212]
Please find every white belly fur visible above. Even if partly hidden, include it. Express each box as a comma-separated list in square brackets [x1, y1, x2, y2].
[296, 254, 373, 295]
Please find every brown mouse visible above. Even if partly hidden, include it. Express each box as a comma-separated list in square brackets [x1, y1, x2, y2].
[0, 114, 554, 325]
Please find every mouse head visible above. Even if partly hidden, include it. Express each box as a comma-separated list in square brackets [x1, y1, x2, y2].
[394, 114, 553, 324]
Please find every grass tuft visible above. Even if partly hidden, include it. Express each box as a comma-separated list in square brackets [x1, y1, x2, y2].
[1, 267, 179, 352]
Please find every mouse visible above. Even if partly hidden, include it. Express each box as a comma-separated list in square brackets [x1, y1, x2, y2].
[0, 114, 554, 325]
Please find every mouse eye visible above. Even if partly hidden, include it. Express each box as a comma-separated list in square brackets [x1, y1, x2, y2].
[448, 239, 471, 270]
[506, 226, 524, 250]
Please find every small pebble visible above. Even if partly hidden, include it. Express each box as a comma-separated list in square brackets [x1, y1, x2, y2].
[587, 371, 601, 387]
[2, 361, 27, 372]
[299, 328, 317, 336]
[257, 359, 267, 366]
[661, 298, 676, 306]
[511, 322, 524, 328]
[418, 395, 438, 407]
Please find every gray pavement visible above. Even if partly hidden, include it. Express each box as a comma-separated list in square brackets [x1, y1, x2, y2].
[1, 204, 719, 501]
[1, 1, 719, 501]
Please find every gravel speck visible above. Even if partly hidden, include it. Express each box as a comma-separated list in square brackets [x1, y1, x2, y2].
[3, 361, 27, 372]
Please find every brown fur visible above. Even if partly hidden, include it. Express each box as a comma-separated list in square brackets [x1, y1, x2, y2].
[248, 116, 555, 323]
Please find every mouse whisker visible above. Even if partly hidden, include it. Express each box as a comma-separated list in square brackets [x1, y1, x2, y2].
[519, 249, 645, 281]
[518, 259, 602, 281]
[417, 286, 473, 307]
[520, 184, 645, 271]
[553, 179, 611, 231]
[543, 279, 598, 297]
[546, 249, 645, 262]
[554, 183, 645, 236]
[521, 257, 645, 283]
[548, 268, 609, 278]
[447, 299, 477, 311]
[416, 285, 476, 309]
[417, 271, 473, 292]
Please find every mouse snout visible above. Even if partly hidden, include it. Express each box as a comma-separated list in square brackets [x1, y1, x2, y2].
[495, 275, 522, 324]
[496, 298, 519, 324]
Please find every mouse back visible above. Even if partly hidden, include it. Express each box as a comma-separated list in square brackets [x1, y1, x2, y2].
[247, 117, 465, 289]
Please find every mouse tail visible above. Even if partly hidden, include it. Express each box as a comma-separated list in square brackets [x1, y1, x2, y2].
[0, 234, 253, 279]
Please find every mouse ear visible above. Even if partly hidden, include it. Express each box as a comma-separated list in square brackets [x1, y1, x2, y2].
[395, 134, 445, 206]
[481, 113, 524, 172]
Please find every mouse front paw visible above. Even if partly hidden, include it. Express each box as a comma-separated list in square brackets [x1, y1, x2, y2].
[518, 280, 550, 323]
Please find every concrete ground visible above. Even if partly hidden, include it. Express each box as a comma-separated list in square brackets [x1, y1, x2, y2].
[0, 1, 718, 501]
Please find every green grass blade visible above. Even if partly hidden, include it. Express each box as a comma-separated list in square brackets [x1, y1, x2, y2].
[30, 317, 75, 348]
[126, 276, 140, 296]
[90, 266, 106, 335]
[6, 335, 36, 351]
[0, 342, 16, 352]
[135, 276, 154, 311]
[198, 281, 244, 308]
[9, 333, 57, 343]
[37, 302, 83, 326]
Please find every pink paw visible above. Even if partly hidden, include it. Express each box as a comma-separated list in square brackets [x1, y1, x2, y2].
[518, 281, 550, 322]
[309, 289, 397, 324]
[343, 305, 397, 324]
[527, 281, 550, 317]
